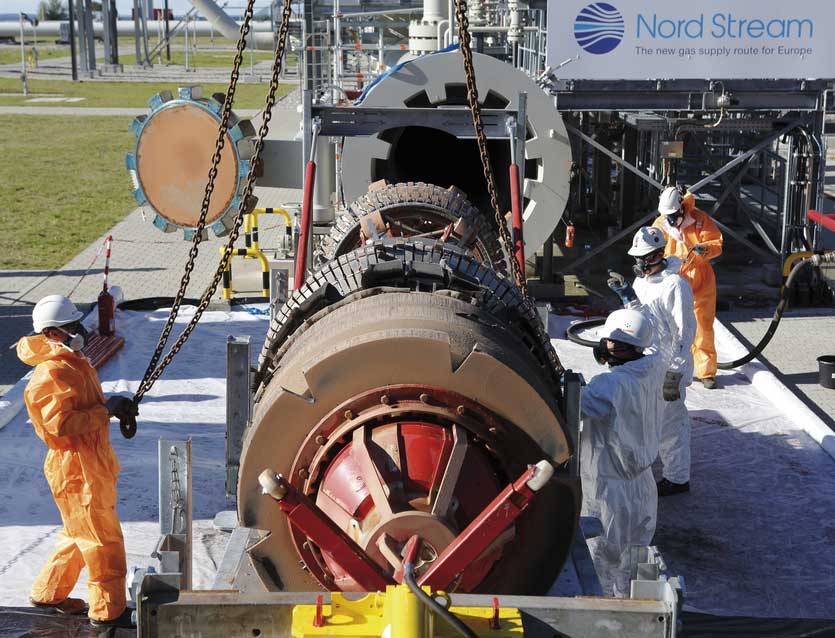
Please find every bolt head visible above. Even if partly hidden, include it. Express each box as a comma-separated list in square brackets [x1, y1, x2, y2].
[419, 393, 430, 403]
[380, 394, 390, 405]
[456, 405, 466, 416]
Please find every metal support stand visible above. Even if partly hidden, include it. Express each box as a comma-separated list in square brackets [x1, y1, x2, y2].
[226, 337, 251, 500]
[562, 370, 584, 479]
[150, 439, 192, 590]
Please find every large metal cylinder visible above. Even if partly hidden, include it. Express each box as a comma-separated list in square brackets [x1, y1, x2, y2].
[342, 51, 573, 257]
[239, 236, 579, 594]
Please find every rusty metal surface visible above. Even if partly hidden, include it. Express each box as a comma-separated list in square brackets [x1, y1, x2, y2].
[239, 290, 577, 594]
[136, 103, 239, 227]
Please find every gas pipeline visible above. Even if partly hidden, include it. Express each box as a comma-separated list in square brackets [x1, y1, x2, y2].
[239, 235, 580, 594]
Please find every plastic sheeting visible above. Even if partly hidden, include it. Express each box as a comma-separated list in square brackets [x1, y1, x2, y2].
[1, 305, 834, 622]
[0, 306, 269, 607]
[551, 314, 835, 619]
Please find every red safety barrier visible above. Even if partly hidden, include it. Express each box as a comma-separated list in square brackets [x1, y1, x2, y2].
[295, 160, 317, 290]
[808, 210, 835, 233]
[509, 163, 525, 282]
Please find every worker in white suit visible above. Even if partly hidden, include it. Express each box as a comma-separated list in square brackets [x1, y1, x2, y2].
[581, 309, 666, 597]
[607, 227, 697, 496]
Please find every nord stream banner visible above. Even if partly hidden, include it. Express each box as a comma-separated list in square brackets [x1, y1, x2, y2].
[546, 0, 834, 80]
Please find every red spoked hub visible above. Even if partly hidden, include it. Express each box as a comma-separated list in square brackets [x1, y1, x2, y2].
[285, 385, 532, 592]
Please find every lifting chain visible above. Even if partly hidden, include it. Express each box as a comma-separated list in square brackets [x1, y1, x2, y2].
[131, 0, 295, 410]
[453, 0, 528, 297]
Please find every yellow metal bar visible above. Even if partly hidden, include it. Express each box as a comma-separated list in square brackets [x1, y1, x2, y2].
[291, 586, 523, 637]
[387, 585, 432, 638]
[251, 211, 260, 252]
[219, 246, 233, 300]
[253, 206, 293, 228]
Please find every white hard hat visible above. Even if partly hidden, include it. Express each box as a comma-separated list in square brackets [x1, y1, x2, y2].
[628, 226, 667, 257]
[599, 309, 652, 349]
[32, 294, 83, 333]
[658, 186, 683, 215]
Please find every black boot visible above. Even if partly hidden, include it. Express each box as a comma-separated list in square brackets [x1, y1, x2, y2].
[657, 478, 690, 497]
[89, 607, 135, 628]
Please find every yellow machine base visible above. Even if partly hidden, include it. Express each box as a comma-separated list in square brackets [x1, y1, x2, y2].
[292, 585, 523, 637]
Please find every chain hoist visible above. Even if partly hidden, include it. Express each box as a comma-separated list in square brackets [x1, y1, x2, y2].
[453, 0, 528, 297]
[169, 446, 186, 534]
[126, 0, 295, 436]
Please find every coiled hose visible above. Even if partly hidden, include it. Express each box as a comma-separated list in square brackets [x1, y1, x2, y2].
[564, 252, 835, 369]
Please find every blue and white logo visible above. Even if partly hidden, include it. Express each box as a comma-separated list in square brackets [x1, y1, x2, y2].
[574, 3, 625, 55]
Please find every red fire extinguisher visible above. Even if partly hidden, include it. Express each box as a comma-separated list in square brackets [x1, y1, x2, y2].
[565, 224, 576, 249]
[98, 236, 115, 336]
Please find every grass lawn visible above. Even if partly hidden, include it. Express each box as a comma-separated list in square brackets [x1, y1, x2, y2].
[0, 45, 72, 66]
[0, 77, 296, 108]
[158, 48, 298, 68]
[0, 115, 136, 269]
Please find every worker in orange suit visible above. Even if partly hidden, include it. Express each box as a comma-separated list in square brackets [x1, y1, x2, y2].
[652, 187, 724, 389]
[17, 294, 136, 628]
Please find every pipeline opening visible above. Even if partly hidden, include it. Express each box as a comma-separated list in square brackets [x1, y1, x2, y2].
[373, 126, 513, 218]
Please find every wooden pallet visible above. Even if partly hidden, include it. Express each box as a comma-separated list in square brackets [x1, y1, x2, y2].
[82, 332, 125, 369]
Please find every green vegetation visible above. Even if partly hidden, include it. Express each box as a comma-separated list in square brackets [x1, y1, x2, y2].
[0, 115, 135, 269]
[0, 77, 295, 108]
[158, 47, 298, 69]
[0, 45, 72, 66]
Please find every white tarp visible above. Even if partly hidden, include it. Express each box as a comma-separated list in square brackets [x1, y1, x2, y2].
[551, 313, 835, 617]
[1, 307, 834, 617]
[547, 0, 834, 80]
[0, 306, 269, 606]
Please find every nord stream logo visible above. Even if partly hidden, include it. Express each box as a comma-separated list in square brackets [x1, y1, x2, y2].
[574, 3, 625, 55]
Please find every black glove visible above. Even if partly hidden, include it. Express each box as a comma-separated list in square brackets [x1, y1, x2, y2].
[607, 271, 639, 308]
[663, 371, 682, 402]
[104, 395, 132, 417]
[104, 396, 139, 438]
[691, 244, 709, 256]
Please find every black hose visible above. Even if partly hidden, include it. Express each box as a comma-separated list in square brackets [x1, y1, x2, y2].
[716, 253, 830, 369]
[402, 562, 476, 638]
[562, 253, 834, 371]
[565, 317, 605, 347]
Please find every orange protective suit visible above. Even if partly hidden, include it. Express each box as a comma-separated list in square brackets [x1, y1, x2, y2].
[17, 335, 126, 622]
[652, 194, 723, 379]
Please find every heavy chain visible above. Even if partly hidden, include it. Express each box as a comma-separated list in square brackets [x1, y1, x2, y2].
[133, 0, 295, 405]
[453, 0, 528, 297]
[169, 446, 185, 534]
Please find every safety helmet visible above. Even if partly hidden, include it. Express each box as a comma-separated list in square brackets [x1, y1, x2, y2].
[598, 309, 652, 349]
[628, 226, 667, 257]
[658, 186, 683, 215]
[32, 294, 83, 333]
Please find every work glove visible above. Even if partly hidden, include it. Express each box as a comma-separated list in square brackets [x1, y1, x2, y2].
[662, 371, 683, 402]
[105, 396, 139, 439]
[606, 271, 639, 308]
[691, 244, 709, 256]
[105, 395, 134, 418]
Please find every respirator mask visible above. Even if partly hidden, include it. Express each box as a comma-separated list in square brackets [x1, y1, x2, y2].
[633, 248, 666, 278]
[593, 338, 643, 367]
[53, 323, 89, 352]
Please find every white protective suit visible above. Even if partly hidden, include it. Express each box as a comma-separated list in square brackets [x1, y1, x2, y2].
[581, 352, 666, 597]
[632, 256, 697, 484]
